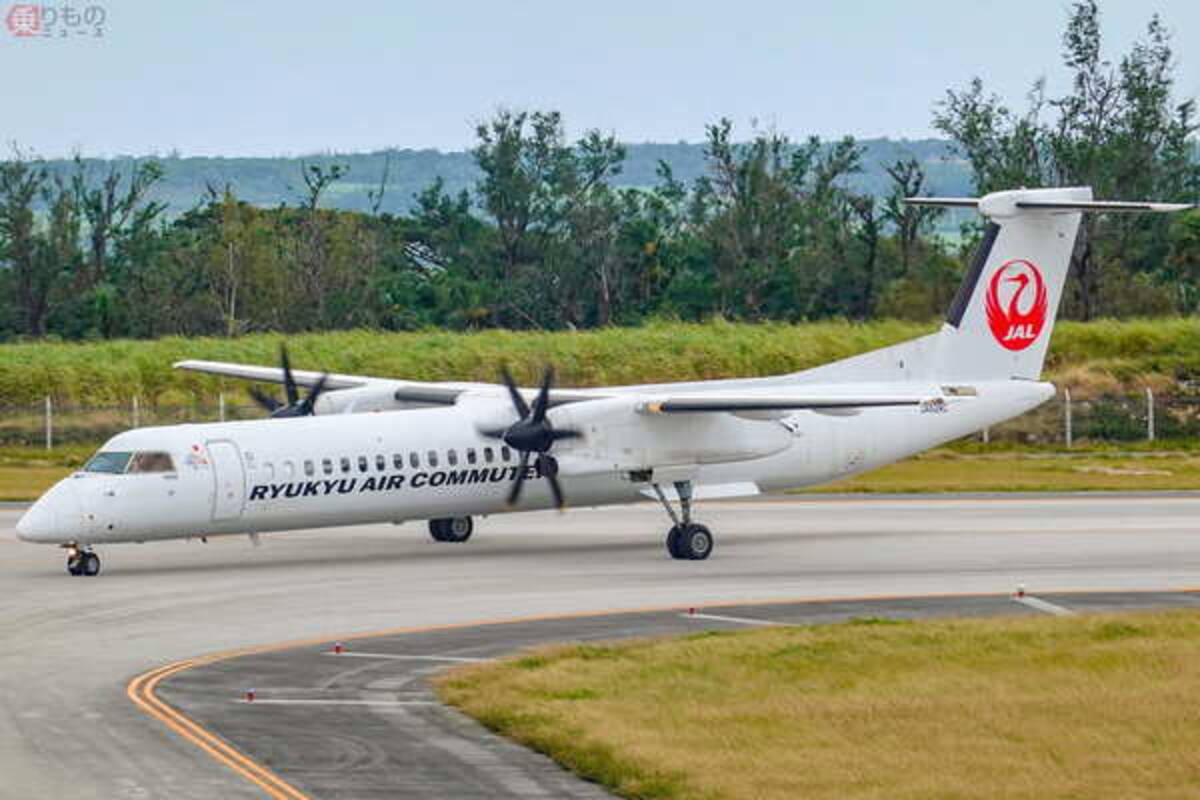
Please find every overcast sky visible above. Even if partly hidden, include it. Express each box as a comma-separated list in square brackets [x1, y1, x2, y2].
[3, 0, 1197, 158]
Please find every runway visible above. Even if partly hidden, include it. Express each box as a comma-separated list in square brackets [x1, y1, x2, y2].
[3, 495, 1200, 800]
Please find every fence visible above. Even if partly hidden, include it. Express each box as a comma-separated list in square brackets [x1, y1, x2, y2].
[0, 396, 264, 449]
[4, 389, 1200, 451]
[974, 388, 1200, 445]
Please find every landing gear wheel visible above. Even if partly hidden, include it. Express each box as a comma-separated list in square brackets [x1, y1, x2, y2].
[65, 549, 100, 576]
[666, 525, 684, 559]
[429, 517, 473, 543]
[670, 524, 713, 561]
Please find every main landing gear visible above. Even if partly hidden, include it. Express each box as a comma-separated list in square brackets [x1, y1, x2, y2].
[651, 481, 713, 561]
[429, 516, 474, 543]
[63, 543, 101, 577]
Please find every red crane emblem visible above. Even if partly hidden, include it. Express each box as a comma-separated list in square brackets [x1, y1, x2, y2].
[985, 259, 1047, 351]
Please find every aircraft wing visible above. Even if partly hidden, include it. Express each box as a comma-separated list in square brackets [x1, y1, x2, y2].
[638, 393, 929, 413]
[174, 359, 607, 406]
[175, 361, 932, 413]
[173, 359, 370, 390]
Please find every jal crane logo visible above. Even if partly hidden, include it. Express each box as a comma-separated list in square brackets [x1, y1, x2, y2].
[984, 259, 1047, 351]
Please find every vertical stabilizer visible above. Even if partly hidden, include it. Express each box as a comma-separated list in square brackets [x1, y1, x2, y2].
[927, 187, 1089, 381]
[790, 188, 1192, 386]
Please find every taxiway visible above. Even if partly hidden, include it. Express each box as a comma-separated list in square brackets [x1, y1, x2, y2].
[2, 494, 1199, 799]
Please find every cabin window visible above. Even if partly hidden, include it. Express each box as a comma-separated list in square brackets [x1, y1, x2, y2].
[466, 448, 477, 465]
[483, 447, 494, 464]
[283, 461, 295, 479]
[340, 457, 351, 474]
[358, 456, 369, 473]
[501, 446, 512, 462]
[84, 451, 133, 474]
[427, 450, 439, 467]
[264, 463, 275, 480]
[303, 460, 314, 477]
[375, 454, 385, 471]
[409, 452, 420, 469]
[447, 449, 458, 466]
[393, 454, 404, 470]
[322, 458, 333, 475]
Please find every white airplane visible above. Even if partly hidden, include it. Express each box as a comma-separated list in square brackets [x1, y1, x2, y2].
[15, 187, 1193, 576]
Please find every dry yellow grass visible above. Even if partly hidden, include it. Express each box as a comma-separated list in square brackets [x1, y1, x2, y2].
[437, 612, 1200, 800]
[805, 449, 1200, 493]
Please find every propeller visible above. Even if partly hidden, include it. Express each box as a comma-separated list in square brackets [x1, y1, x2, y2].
[248, 345, 330, 418]
[480, 366, 582, 508]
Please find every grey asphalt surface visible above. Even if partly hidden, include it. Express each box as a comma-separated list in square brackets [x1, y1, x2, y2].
[3, 495, 1200, 799]
[160, 590, 1200, 799]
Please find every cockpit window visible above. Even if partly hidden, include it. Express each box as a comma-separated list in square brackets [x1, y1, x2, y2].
[127, 451, 176, 473]
[84, 451, 133, 474]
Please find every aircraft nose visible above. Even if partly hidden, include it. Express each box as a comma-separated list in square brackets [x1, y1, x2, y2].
[15, 501, 52, 542]
[16, 481, 82, 544]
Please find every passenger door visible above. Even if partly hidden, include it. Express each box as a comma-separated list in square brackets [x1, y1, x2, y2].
[207, 440, 246, 521]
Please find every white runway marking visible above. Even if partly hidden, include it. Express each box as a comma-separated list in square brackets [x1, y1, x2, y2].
[321, 651, 491, 663]
[1014, 594, 1075, 616]
[681, 612, 781, 627]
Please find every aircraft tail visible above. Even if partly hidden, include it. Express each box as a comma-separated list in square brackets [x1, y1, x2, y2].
[912, 188, 1193, 382]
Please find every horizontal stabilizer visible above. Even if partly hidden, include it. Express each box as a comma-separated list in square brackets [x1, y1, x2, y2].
[1015, 200, 1196, 213]
[906, 195, 1195, 214]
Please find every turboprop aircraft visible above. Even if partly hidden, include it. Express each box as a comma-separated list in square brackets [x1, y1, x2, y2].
[16, 187, 1195, 575]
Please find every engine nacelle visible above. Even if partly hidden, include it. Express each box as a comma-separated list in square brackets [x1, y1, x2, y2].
[312, 386, 417, 414]
[549, 397, 792, 476]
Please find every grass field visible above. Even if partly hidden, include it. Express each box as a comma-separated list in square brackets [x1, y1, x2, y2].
[437, 611, 1200, 800]
[4, 447, 1198, 501]
[803, 449, 1200, 493]
[3, 317, 1200, 405]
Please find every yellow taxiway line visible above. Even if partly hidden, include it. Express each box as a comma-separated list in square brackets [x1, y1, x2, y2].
[127, 659, 311, 800]
[126, 586, 1200, 798]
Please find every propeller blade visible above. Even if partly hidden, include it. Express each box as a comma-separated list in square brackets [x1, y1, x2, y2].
[477, 426, 508, 440]
[534, 454, 566, 509]
[507, 450, 531, 506]
[280, 345, 299, 406]
[549, 428, 582, 442]
[299, 373, 329, 415]
[531, 367, 554, 423]
[500, 367, 530, 419]
[248, 386, 281, 412]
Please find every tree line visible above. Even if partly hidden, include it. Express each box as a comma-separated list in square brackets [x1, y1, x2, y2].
[0, 0, 1197, 341]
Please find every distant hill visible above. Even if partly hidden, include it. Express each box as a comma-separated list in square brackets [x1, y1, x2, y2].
[43, 138, 973, 218]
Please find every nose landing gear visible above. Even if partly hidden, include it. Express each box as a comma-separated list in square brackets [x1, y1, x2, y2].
[63, 544, 101, 577]
[429, 516, 474, 543]
[652, 481, 714, 560]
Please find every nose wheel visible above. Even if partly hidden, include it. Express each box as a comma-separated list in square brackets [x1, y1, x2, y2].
[64, 545, 101, 577]
[429, 516, 474, 543]
[652, 481, 714, 560]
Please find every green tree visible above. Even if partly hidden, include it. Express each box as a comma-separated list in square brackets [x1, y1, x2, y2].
[935, 0, 1199, 319]
[0, 149, 51, 335]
